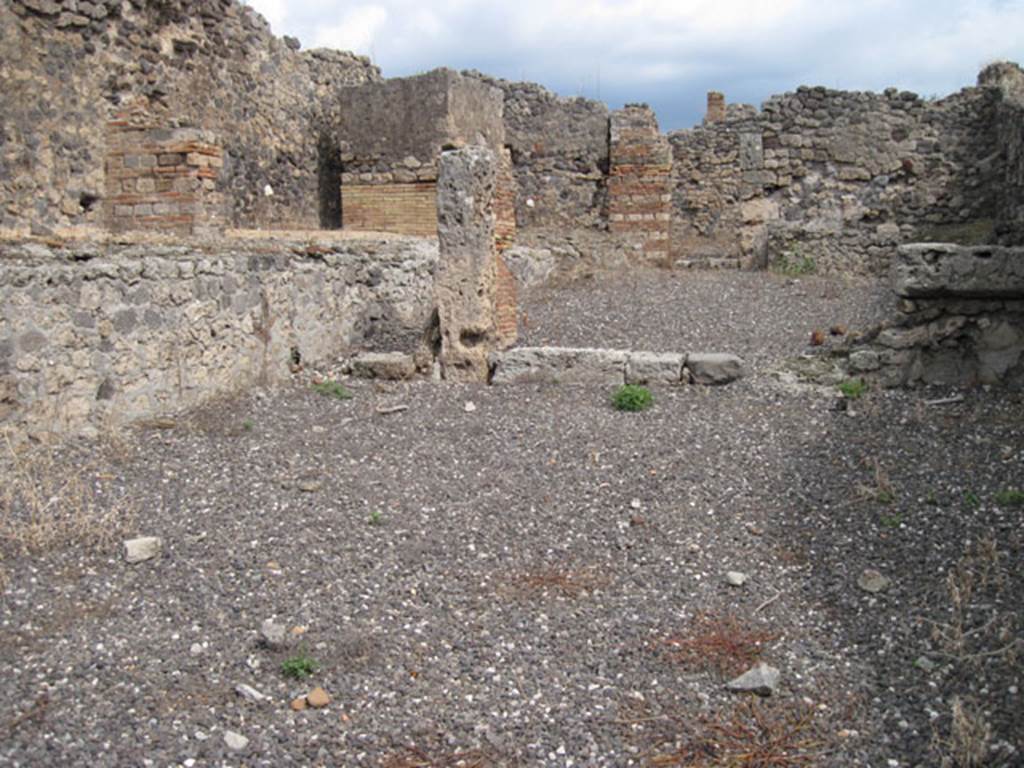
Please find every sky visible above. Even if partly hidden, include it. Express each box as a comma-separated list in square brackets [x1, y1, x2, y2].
[245, 0, 1024, 131]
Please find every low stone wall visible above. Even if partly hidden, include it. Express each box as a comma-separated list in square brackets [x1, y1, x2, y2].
[0, 235, 438, 439]
[490, 347, 744, 386]
[844, 244, 1024, 387]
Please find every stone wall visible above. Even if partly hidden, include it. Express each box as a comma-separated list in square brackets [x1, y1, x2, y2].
[467, 73, 610, 231]
[608, 105, 672, 264]
[668, 72, 1015, 273]
[104, 117, 225, 236]
[0, 0, 380, 236]
[985, 64, 1024, 244]
[0, 234, 438, 439]
[844, 244, 1024, 387]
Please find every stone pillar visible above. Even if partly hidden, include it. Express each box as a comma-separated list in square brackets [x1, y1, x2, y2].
[435, 146, 500, 381]
[706, 91, 726, 123]
[608, 105, 672, 264]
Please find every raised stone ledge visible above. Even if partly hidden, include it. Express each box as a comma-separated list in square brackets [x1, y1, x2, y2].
[489, 347, 744, 386]
[894, 244, 1024, 299]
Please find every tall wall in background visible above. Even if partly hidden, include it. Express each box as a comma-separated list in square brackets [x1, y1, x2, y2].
[0, 0, 380, 236]
[467, 73, 610, 232]
[667, 67, 1019, 273]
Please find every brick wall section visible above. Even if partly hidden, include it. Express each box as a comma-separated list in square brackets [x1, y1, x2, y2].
[341, 182, 438, 236]
[493, 147, 518, 347]
[495, 147, 517, 251]
[105, 118, 224, 236]
[706, 92, 726, 123]
[609, 106, 672, 263]
[495, 254, 518, 348]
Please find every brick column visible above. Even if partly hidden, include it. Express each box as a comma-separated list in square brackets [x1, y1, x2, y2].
[105, 115, 224, 236]
[608, 105, 672, 263]
[494, 146, 518, 349]
[706, 91, 726, 123]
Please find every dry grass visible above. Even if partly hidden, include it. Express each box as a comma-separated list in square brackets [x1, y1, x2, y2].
[645, 701, 824, 767]
[502, 564, 607, 599]
[0, 432, 135, 566]
[932, 697, 993, 768]
[658, 612, 778, 678]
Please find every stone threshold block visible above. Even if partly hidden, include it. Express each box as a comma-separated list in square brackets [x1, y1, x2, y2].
[347, 351, 418, 380]
[489, 347, 745, 385]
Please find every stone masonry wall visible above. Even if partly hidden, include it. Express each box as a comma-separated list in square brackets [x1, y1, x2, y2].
[844, 244, 1024, 387]
[984, 64, 1024, 243]
[609, 106, 672, 264]
[104, 117, 225, 236]
[467, 73, 610, 232]
[0, 0, 380, 236]
[0, 235, 438, 439]
[668, 73, 1012, 273]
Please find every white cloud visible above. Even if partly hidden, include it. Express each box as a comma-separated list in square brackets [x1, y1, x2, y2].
[249, 0, 1024, 128]
[312, 4, 390, 56]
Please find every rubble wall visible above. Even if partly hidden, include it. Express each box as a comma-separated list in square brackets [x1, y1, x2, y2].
[0, 0, 380, 236]
[0, 235, 438, 439]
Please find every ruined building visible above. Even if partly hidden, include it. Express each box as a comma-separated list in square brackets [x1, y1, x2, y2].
[1, 0, 1023, 440]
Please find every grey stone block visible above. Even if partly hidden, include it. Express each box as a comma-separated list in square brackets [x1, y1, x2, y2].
[625, 351, 685, 384]
[349, 351, 417, 380]
[686, 353, 745, 385]
[490, 347, 627, 385]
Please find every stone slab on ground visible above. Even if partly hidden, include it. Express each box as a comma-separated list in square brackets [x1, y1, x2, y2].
[489, 347, 628, 385]
[685, 353, 746, 385]
[348, 352, 418, 380]
[625, 351, 686, 385]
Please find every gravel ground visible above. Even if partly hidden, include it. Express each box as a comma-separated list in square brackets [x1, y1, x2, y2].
[1, 267, 1021, 767]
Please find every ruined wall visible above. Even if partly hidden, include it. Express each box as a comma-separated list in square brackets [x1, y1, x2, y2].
[845, 244, 1024, 387]
[0, 0, 380, 236]
[0, 234, 439, 439]
[337, 69, 505, 237]
[468, 73, 610, 232]
[669, 76, 1009, 273]
[608, 105, 672, 264]
[985, 64, 1024, 243]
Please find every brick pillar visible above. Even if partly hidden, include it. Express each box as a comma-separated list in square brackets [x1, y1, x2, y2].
[608, 105, 672, 264]
[706, 91, 726, 123]
[494, 146, 518, 349]
[105, 114, 224, 236]
[435, 147, 500, 382]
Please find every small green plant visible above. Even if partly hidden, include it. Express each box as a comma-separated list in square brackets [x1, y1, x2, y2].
[839, 378, 868, 399]
[281, 652, 317, 680]
[994, 489, 1024, 507]
[879, 512, 902, 528]
[368, 510, 383, 526]
[770, 250, 817, 276]
[612, 384, 654, 412]
[242, 419, 254, 431]
[964, 491, 980, 509]
[926, 491, 939, 506]
[312, 380, 352, 400]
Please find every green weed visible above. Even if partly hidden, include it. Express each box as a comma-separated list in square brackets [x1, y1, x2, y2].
[312, 380, 352, 400]
[281, 652, 317, 680]
[839, 378, 868, 399]
[612, 385, 654, 412]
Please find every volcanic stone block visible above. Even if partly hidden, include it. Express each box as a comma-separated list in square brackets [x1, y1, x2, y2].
[435, 146, 499, 382]
[349, 351, 417, 380]
[686, 353, 745, 385]
[489, 347, 628, 385]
